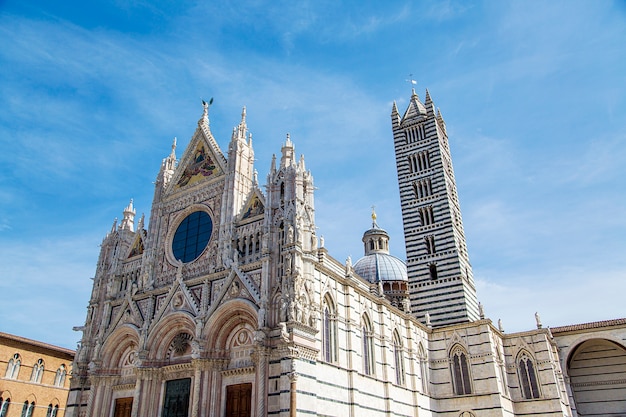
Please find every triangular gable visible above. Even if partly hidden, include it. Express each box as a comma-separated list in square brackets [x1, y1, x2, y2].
[105, 298, 143, 338]
[127, 232, 145, 259]
[240, 191, 265, 221]
[174, 141, 222, 189]
[167, 118, 227, 194]
[206, 266, 260, 318]
[150, 272, 201, 330]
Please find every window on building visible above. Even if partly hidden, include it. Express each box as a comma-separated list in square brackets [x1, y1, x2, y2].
[0, 397, 10, 417]
[419, 206, 434, 226]
[393, 331, 405, 385]
[418, 343, 429, 393]
[429, 263, 438, 280]
[518, 351, 540, 399]
[20, 401, 34, 417]
[425, 235, 436, 255]
[362, 315, 375, 376]
[323, 295, 338, 363]
[5, 353, 21, 379]
[54, 365, 67, 387]
[31, 359, 44, 383]
[451, 346, 472, 395]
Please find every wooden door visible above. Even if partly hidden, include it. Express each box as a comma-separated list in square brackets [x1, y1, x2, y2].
[225, 383, 252, 417]
[113, 398, 133, 417]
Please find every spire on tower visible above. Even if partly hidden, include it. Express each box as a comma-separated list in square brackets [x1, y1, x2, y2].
[120, 199, 136, 232]
[424, 89, 435, 115]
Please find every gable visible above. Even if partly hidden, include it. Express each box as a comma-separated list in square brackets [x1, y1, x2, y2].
[175, 141, 222, 189]
[240, 193, 265, 221]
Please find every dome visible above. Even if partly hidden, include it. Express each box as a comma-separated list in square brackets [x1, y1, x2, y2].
[353, 253, 408, 284]
[353, 209, 407, 284]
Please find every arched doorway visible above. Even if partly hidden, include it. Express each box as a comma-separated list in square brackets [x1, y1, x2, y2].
[568, 339, 626, 416]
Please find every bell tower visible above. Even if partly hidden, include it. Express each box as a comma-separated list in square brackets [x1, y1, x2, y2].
[391, 89, 479, 327]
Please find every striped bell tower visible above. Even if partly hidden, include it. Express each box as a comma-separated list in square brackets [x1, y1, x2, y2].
[391, 89, 479, 327]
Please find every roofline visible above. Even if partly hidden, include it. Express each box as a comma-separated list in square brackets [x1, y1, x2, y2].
[550, 318, 626, 334]
[0, 332, 76, 358]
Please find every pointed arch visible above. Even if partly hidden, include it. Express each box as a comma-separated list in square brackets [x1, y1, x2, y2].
[30, 358, 44, 383]
[517, 350, 540, 399]
[5, 353, 21, 379]
[450, 344, 472, 395]
[53, 365, 67, 387]
[0, 394, 11, 417]
[418, 342, 429, 393]
[322, 293, 338, 363]
[392, 329, 405, 385]
[361, 313, 375, 376]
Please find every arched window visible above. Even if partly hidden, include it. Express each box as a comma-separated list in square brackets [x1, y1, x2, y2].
[418, 343, 429, 393]
[518, 351, 540, 399]
[362, 315, 375, 376]
[45, 403, 59, 417]
[20, 401, 34, 417]
[393, 331, 405, 385]
[451, 346, 472, 395]
[54, 365, 67, 387]
[322, 295, 338, 363]
[5, 353, 21, 379]
[0, 397, 10, 417]
[31, 359, 44, 383]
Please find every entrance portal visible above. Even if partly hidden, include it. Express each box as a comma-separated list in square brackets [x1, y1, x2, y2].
[162, 378, 191, 417]
[225, 383, 252, 417]
[113, 398, 133, 417]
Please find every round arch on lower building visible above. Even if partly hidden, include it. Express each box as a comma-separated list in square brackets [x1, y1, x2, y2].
[566, 338, 626, 416]
[146, 312, 196, 361]
[100, 325, 141, 370]
[204, 299, 258, 351]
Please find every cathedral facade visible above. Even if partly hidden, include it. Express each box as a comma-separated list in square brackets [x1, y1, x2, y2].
[66, 92, 626, 417]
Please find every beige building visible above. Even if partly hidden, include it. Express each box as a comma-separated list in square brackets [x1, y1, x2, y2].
[66, 91, 626, 417]
[0, 332, 74, 417]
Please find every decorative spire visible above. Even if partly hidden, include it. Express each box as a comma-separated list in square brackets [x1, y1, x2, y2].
[270, 154, 276, 173]
[137, 213, 145, 231]
[424, 89, 435, 115]
[232, 106, 247, 142]
[281, 134, 295, 168]
[391, 100, 398, 115]
[299, 154, 306, 172]
[120, 199, 136, 232]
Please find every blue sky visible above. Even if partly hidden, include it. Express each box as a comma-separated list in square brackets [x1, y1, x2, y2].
[1, 1, 625, 349]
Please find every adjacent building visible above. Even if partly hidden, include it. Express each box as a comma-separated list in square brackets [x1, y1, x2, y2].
[0, 332, 74, 417]
[66, 91, 626, 417]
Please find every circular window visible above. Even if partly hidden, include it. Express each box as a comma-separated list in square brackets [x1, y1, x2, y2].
[172, 211, 213, 263]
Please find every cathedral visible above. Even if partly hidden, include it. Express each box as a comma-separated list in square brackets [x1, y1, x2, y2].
[67, 90, 626, 417]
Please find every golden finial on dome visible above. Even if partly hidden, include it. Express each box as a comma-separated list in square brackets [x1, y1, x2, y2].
[371, 205, 377, 226]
